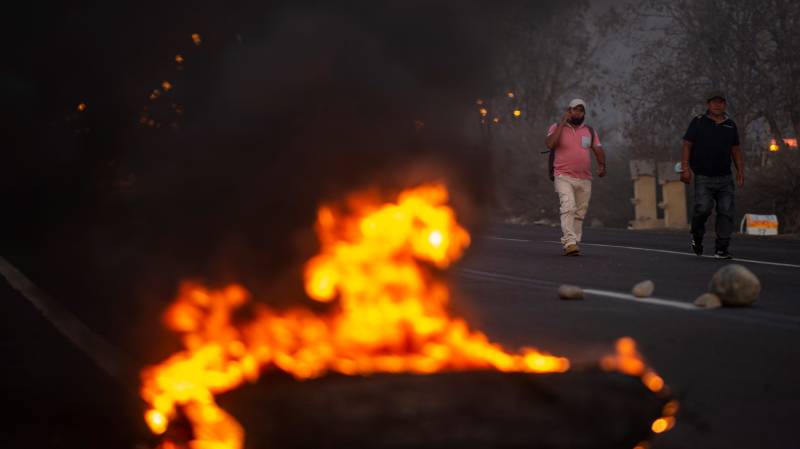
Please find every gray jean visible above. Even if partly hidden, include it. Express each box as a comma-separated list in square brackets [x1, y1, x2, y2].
[691, 174, 735, 251]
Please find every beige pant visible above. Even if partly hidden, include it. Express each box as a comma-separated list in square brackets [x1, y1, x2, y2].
[554, 175, 592, 247]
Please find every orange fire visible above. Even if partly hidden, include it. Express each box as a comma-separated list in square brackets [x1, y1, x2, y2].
[602, 337, 678, 441]
[140, 183, 667, 449]
[140, 183, 572, 449]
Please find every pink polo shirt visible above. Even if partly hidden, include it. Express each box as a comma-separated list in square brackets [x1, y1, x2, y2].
[546, 123, 601, 180]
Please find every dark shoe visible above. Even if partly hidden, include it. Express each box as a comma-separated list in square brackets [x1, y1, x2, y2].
[691, 238, 703, 256]
[714, 249, 732, 260]
[563, 244, 580, 256]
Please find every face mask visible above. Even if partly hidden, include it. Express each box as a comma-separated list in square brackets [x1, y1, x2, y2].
[569, 116, 585, 126]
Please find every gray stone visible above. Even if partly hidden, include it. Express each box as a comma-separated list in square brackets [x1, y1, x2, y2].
[709, 264, 761, 306]
[694, 293, 722, 309]
[631, 280, 655, 298]
[558, 284, 584, 300]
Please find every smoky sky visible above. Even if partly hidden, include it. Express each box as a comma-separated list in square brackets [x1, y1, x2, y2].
[125, 1, 495, 291]
[3, 0, 513, 353]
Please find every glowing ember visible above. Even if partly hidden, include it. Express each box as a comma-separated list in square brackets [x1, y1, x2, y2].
[513, 109, 521, 117]
[162, 81, 173, 92]
[507, 91, 515, 98]
[601, 337, 678, 438]
[191, 33, 202, 46]
[140, 183, 570, 449]
[651, 417, 675, 433]
[77, 102, 87, 112]
[479, 107, 488, 117]
[175, 54, 184, 64]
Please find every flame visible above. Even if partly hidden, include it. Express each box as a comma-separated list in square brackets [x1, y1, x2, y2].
[140, 183, 570, 449]
[77, 102, 87, 112]
[191, 33, 202, 46]
[601, 337, 667, 392]
[175, 54, 184, 64]
[601, 337, 678, 439]
[513, 109, 521, 117]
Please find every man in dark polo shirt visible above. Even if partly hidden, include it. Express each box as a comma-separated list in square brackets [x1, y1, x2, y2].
[680, 91, 745, 259]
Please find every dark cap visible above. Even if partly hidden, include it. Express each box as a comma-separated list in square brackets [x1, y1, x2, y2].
[706, 91, 726, 102]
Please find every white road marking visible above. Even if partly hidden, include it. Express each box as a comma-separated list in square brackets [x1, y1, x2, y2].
[486, 236, 800, 269]
[486, 236, 532, 242]
[458, 268, 800, 330]
[573, 242, 800, 269]
[582, 288, 699, 310]
[459, 268, 698, 311]
[0, 256, 128, 382]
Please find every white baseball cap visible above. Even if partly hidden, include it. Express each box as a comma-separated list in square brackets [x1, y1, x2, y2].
[568, 98, 586, 108]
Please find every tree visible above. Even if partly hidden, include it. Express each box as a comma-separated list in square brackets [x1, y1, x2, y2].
[612, 0, 800, 232]
[483, 1, 619, 224]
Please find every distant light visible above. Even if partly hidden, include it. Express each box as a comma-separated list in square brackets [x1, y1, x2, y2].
[479, 108, 488, 117]
[651, 418, 668, 433]
[149, 89, 162, 101]
[513, 109, 521, 117]
[161, 80, 173, 92]
[784, 138, 798, 148]
[175, 54, 184, 64]
[77, 102, 87, 112]
[642, 372, 664, 392]
[492, 117, 500, 123]
[191, 33, 202, 46]
[507, 91, 515, 98]
[650, 417, 675, 434]
[476, 99, 484, 105]
[769, 139, 779, 152]
[662, 400, 680, 417]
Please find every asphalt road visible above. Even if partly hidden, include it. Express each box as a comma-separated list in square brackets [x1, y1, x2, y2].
[2, 223, 799, 448]
[453, 223, 800, 449]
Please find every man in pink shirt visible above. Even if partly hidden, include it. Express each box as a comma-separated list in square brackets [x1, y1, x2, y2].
[545, 98, 606, 256]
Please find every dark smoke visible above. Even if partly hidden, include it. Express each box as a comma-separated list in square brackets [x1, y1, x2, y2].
[3, 1, 503, 359]
[124, 2, 495, 298]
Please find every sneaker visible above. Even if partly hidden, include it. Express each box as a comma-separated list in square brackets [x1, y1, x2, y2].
[714, 249, 732, 259]
[691, 238, 703, 256]
[563, 243, 580, 256]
